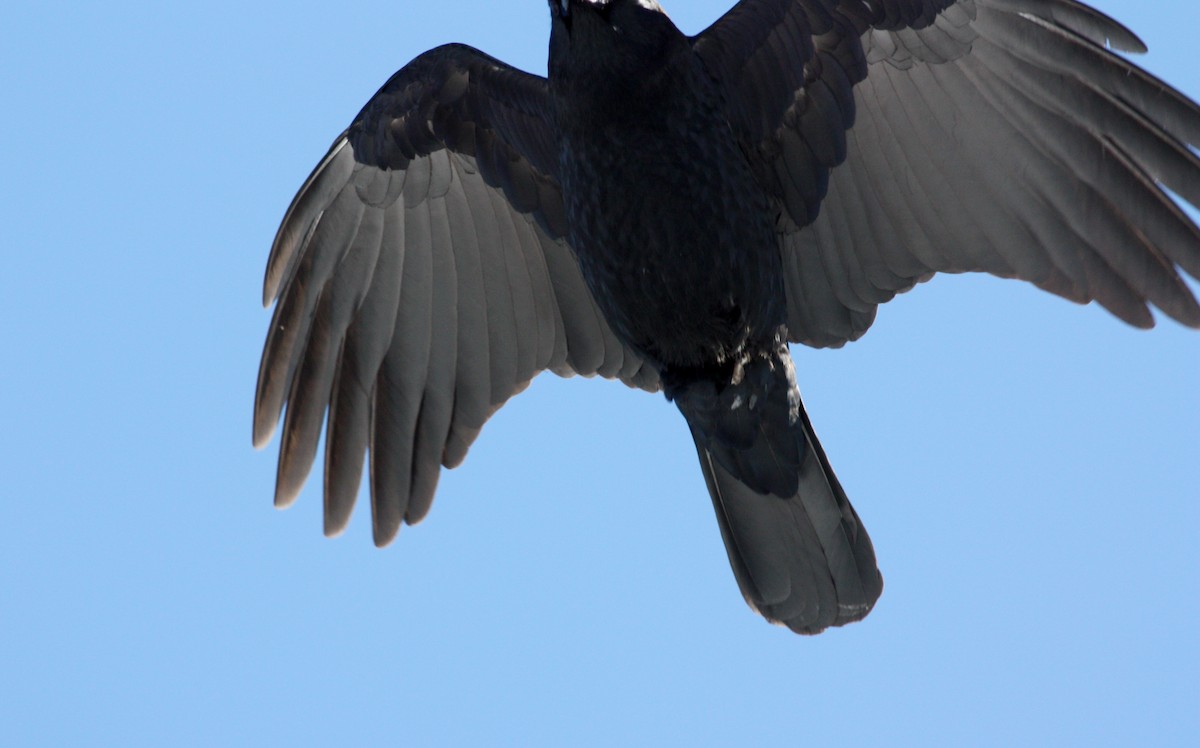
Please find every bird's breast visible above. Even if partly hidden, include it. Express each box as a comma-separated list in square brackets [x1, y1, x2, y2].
[557, 114, 785, 367]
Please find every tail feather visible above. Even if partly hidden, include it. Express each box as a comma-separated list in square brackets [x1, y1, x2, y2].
[688, 401, 882, 635]
[668, 346, 882, 633]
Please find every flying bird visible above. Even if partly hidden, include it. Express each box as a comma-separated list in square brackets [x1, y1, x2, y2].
[255, 0, 1200, 634]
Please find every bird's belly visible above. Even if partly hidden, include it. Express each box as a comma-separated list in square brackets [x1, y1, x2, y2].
[562, 139, 785, 367]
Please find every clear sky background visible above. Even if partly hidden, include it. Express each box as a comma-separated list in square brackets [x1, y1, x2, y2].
[2, 1, 1196, 745]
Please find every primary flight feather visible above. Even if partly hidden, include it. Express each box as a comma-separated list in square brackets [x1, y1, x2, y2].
[255, 0, 1200, 634]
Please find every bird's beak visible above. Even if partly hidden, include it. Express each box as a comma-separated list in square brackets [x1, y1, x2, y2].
[559, 0, 570, 17]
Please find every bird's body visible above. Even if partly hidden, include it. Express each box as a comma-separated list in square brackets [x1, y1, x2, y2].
[255, 0, 1200, 634]
[552, 11, 784, 369]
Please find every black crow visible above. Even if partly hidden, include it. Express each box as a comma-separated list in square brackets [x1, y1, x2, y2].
[255, 0, 1200, 634]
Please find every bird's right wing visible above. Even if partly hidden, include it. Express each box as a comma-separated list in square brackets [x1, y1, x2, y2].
[254, 44, 657, 546]
[694, 1, 1200, 347]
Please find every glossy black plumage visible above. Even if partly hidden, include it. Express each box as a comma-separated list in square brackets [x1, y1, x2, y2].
[255, 0, 1200, 634]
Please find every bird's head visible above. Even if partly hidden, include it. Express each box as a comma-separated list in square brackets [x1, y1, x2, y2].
[547, 0, 686, 101]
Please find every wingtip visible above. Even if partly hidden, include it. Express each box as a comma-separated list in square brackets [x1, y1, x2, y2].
[1123, 36, 1149, 56]
[323, 517, 350, 539]
[324, 489, 358, 539]
[274, 484, 301, 510]
[262, 222, 298, 306]
[1104, 26, 1148, 55]
[1053, 2, 1148, 54]
[274, 455, 313, 510]
[1100, 298, 1156, 330]
[262, 246, 288, 308]
[1168, 293, 1200, 329]
[372, 521, 400, 548]
[252, 415, 277, 451]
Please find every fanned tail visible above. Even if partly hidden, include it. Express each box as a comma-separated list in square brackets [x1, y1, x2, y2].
[671, 349, 882, 634]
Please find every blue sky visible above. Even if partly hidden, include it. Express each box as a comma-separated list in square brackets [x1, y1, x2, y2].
[1, 1, 1196, 745]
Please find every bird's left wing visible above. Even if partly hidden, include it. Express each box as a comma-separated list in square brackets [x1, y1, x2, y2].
[694, 0, 1200, 347]
[254, 44, 657, 546]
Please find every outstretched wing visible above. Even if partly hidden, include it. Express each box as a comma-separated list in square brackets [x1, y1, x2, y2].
[694, 0, 1200, 347]
[254, 44, 657, 546]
